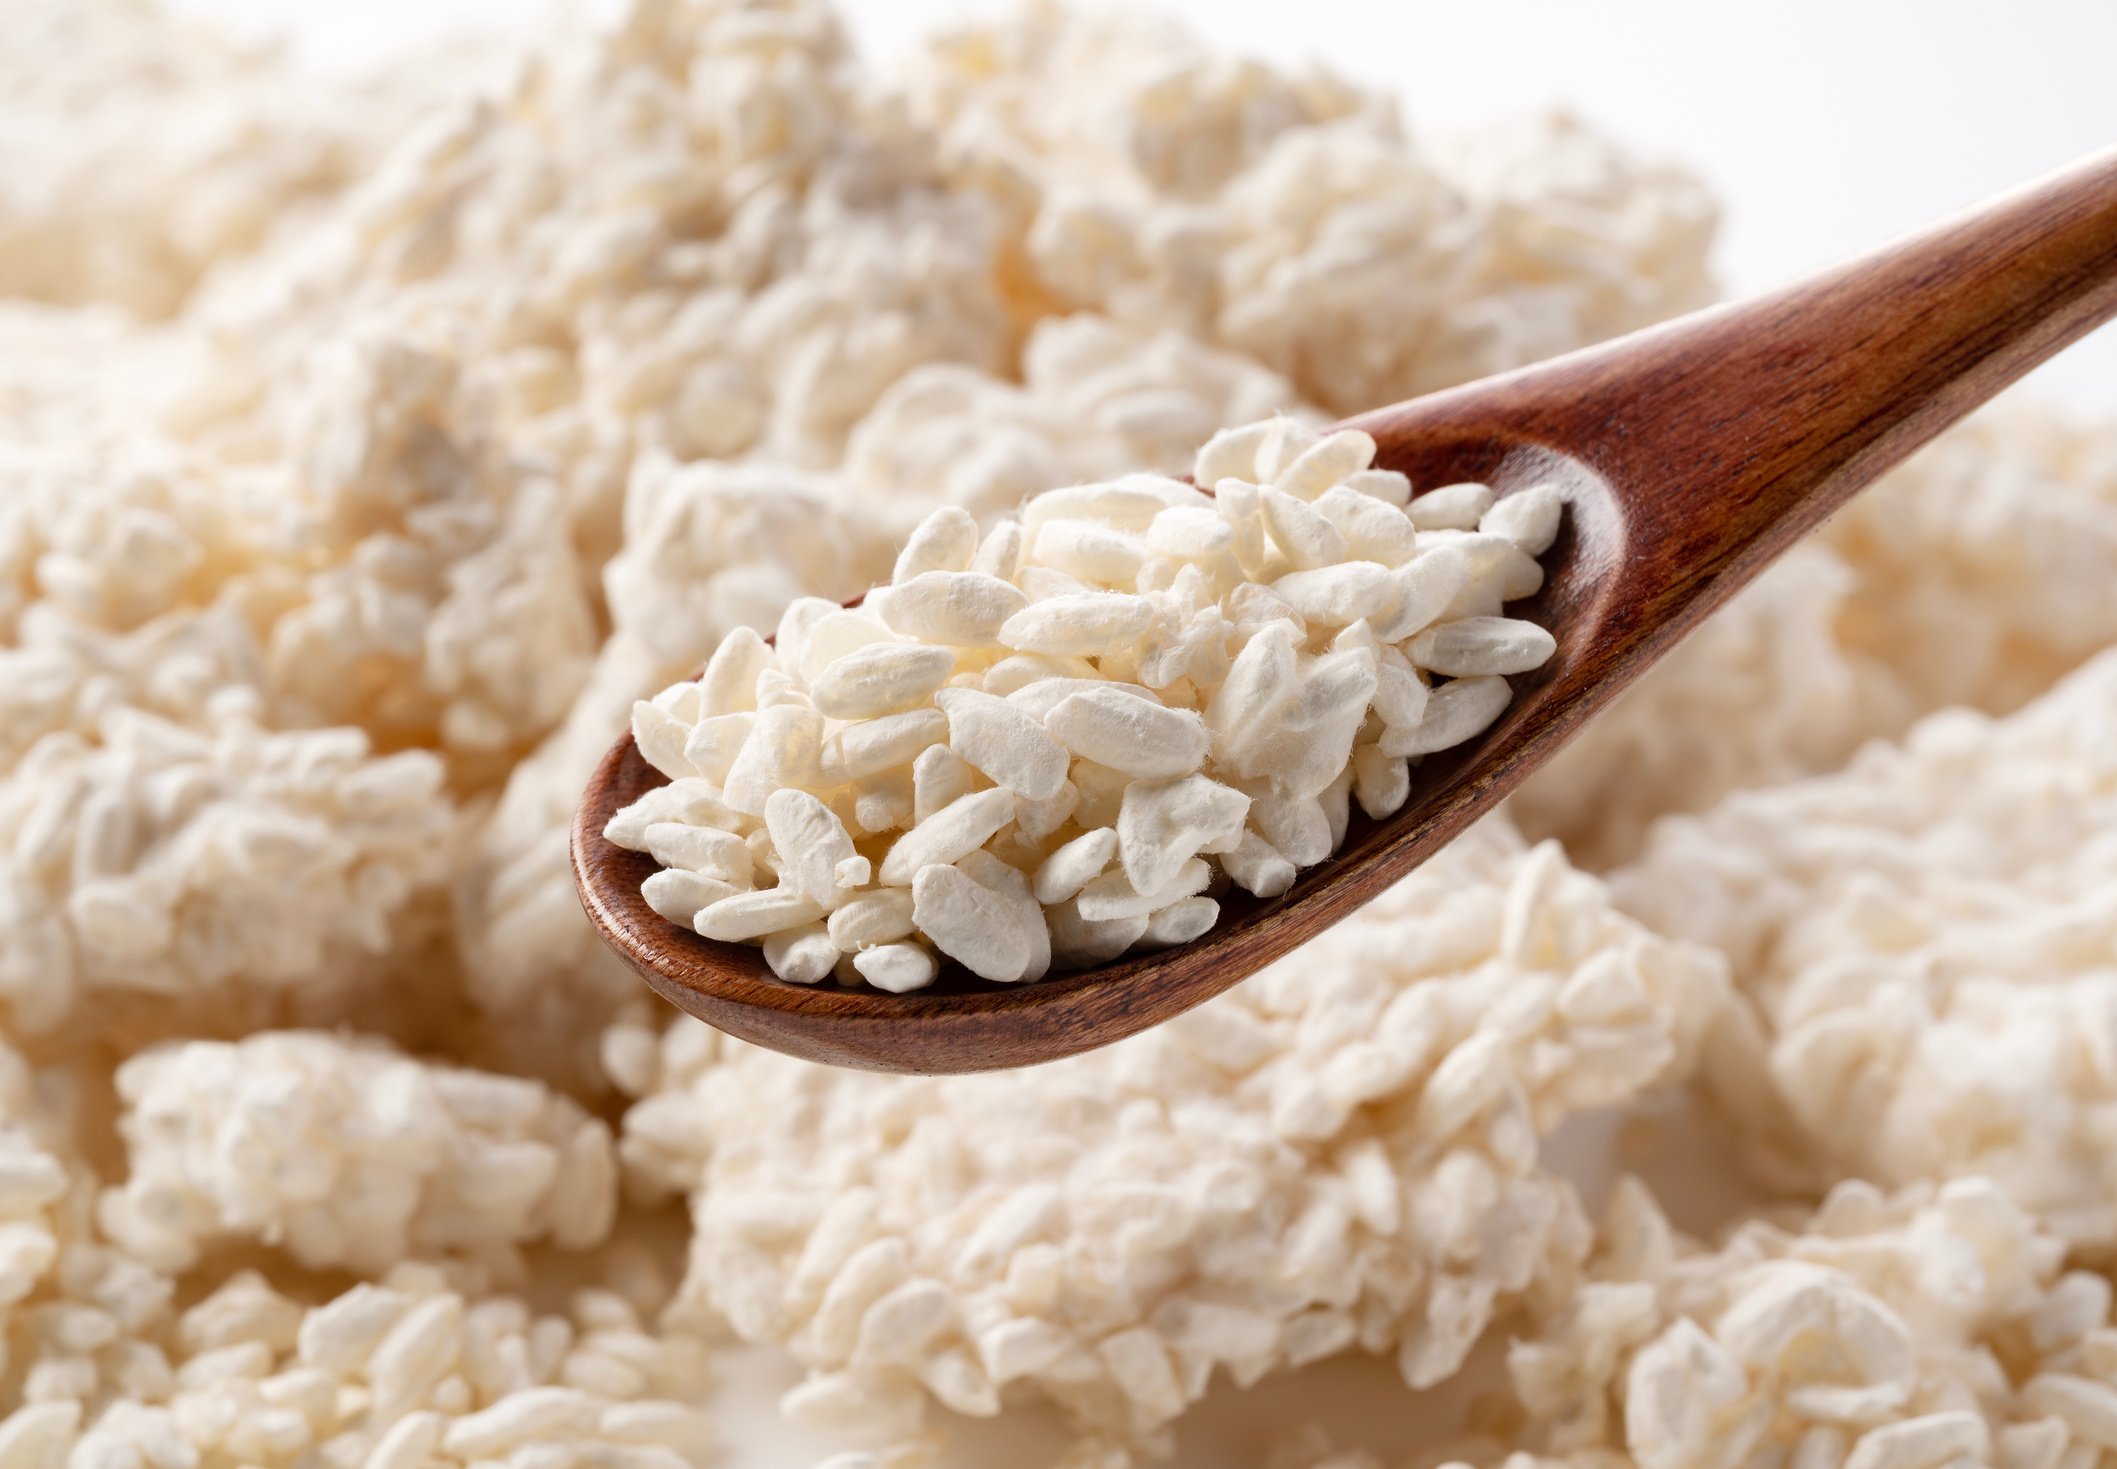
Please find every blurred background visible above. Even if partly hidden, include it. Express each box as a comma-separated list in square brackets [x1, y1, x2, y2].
[125, 1, 2116, 1463]
[172, 0, 2117, 409]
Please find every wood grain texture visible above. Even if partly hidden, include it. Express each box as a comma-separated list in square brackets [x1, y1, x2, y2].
[573, 145, 2117, 1074]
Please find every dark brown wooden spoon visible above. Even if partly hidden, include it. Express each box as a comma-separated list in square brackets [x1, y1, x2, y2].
[574, 145, 2117, 1074]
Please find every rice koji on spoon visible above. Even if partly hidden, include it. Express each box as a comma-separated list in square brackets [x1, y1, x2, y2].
[574, 144, 2117, 1075]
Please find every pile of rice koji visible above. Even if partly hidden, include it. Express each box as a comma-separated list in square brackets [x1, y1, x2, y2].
[2, 2, 2114, 1467]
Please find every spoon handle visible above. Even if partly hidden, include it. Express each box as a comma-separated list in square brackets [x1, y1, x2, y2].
[1352, 143, 2117, 671]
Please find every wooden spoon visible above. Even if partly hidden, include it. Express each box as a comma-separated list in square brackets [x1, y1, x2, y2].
[574, 146, 2117, 1074]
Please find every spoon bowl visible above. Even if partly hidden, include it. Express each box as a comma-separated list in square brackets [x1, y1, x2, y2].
[576, 437, 1622, 1071]
[575, 145, 2117, 1073]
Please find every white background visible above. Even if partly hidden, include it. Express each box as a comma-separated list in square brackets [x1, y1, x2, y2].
[159, 1, 2116, 1463]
